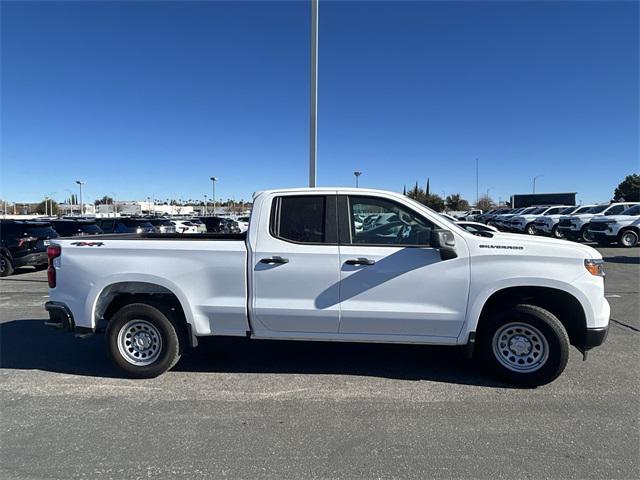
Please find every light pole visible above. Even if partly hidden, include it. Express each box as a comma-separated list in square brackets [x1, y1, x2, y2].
[75, 181, 85, 217]
[210, 177, 217, 215]
[204, 194, 208, 216]
[353, 171, 362, 188]
[533, 175, 543, 194]
[309, 0, 318, 187]
[486, 186, 495, 198]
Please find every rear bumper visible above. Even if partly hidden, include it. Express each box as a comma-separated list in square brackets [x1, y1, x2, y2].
[13, 251, 48, 268]
[45, 301, 93, 335]
[584, 326, 609, 349]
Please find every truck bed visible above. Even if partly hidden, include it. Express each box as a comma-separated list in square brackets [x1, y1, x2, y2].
[67, 232, 247, 241]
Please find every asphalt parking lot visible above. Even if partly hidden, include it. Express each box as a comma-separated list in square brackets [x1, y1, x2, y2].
[1, 246, 638, 480]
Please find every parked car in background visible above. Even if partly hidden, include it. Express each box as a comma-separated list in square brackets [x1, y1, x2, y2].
[235, 216, 250, 233]
[96, 218, 156, 234]
[171, 220, 204, 234]
[51, 219, 104, 237]
[510, 206, 572, 235]
[535, 205, 595, 239]
[557, 202, 639, 242]
[1, 220, 58, 277]
[478, 208, 511, 225]
[493, 207, 535, 231]
[198, 216, 241, 234]
[144, 218, 177, 234]
[456, 221, 499, 236]
[588, 204, 640, 247]
[455, 209, 483, 221]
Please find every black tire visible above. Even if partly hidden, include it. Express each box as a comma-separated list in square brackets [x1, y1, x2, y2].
[618, 229, 639, 248]
[580, 226, 593, 242]
[551, 225, 564, 239]
[525, 223, 537, 235]
[106, 301, 184, 378]
[479, 304, 570, 387]
[0, 254, 14, 277]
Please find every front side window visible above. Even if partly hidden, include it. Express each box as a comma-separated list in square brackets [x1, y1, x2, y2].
[272, 195, 327, 243]
[348, 196, 435, 246]
[605, 205, 626, 215]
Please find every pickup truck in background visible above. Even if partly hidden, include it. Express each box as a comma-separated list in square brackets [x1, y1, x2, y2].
[557, 202, 639, 242]
[534, 205, 596, 239]
[45, 188, 610, 386]
[509, 205, 571, 235]
[588, 204, 640, 247]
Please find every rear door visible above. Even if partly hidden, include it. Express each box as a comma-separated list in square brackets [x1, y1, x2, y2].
[251, 194, 340, 333]
[337, 195, 470, 338]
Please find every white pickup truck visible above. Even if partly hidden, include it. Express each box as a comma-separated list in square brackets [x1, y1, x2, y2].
[588, 204, 640, 247]
[45, 188, 610, 386]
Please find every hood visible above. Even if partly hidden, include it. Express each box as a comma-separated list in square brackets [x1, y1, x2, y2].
[591, 214, 639, 223]
[468, 231, 601, 259]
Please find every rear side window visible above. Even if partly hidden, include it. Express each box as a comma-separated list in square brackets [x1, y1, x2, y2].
[271, 195, 331, 244]
[25, 225, 58, 238]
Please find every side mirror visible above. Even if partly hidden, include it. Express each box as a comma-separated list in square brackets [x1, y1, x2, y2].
[431, 229, 457, 260]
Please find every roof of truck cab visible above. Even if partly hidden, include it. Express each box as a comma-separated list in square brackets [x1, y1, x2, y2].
[253, 187, 408, 198]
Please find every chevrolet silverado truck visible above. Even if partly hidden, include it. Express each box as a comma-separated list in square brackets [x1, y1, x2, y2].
[588, 204, 640, 247]
[509, 206, 571, 235]
[557, 202, 639, 242]
[45, 188, 610, 386]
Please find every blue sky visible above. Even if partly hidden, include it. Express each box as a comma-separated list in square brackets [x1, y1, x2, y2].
[2, 0, 638, 205]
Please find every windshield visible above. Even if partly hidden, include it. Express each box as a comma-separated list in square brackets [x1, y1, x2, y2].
[621, 205, 640, 216]
[571, 206, 593, 214]
[586, 205, 608, 214]
[402, 195, 468, 235]
[527, 207, 546, 215]
[519, 207, 537, 214]
[560, 206, 577, 214]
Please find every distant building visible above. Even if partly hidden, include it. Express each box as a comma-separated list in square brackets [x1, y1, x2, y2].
[510, 192, 577, 208]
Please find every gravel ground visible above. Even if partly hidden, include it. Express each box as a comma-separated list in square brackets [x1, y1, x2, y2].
[1, 245, 638, 479]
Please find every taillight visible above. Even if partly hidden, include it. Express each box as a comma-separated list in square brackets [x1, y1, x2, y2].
[47, 245, 61, 288]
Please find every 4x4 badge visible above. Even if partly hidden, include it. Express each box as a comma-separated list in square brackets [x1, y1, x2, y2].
[70, 242, 104, 247]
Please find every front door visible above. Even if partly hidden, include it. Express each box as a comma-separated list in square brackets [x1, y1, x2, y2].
[338, 195, 470, 338]
[251, 194, 341, 334]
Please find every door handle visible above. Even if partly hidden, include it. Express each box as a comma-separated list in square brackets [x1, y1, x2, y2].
[345, 257, 375, 266]
[260, 256, 289, 265]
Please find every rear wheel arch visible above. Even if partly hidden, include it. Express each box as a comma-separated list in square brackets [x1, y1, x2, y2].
[94, 281, 193, 345]
[475, 286, 587, 348]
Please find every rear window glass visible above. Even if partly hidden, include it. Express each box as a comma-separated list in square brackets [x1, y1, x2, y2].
[273, 196, 326, 243]
[25, 225, 58, 238]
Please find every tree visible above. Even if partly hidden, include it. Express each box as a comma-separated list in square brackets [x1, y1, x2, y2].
[614, 174, 640, 201]
[445, 193, 470, 211]
[406, 182, 445, 212]
[94, 195, 114, 205]
[35, 200, 59, 215]
[476, 194, 495, 211]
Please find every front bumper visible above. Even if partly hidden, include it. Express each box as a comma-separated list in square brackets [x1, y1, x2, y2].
[590, 231, 617, 243]
[535, 223, 552, 234]
[45, 301, 93, 335]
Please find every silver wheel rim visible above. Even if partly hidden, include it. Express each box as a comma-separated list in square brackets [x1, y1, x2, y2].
[492, 322, 549, 373]
[526, 225, 536, 235]
[117, 319, 163, 366]
[553, 227, 563, 238]
[0, 257, 6, 273]
[621, 232, 636, 247]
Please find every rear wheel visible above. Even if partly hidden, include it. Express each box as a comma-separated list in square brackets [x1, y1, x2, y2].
[551, 225, 564, 239]
[479, 304, 569, 387]
[0, 254, 14, 277]
[580, 226, 593, 242]
[106, 302, 183, 378]
[618, 229, 639, 248]
[525, 223, 537, 235]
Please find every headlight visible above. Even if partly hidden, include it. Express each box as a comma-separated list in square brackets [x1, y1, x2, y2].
[584, 259, 605, 277]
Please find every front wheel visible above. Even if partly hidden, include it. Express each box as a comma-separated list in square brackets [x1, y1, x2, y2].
[106, 302, 183, 378]
[479, 304, 569, 387]
[580, 226, 593, 242]
[551, 225, 564, 239]
[525, 223, 537, 235]
[618, 229, 639, 248]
